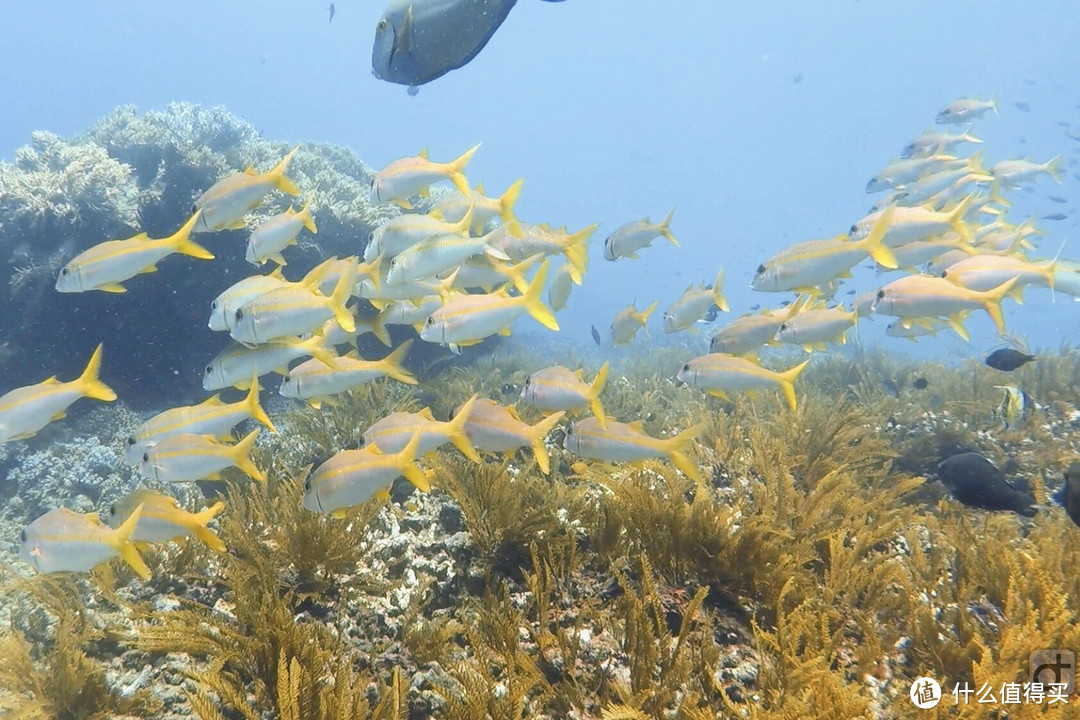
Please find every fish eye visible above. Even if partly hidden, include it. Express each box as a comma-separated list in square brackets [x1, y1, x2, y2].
[142, 452, 149, 462]
[127, 436, 136, 446]
[524, 377, 530, 386]
[211, 300, 218, 310]
[282, 376, 291, 384]
[849, 225, 858, 235]
[205, 365, 213, 375]
[368, 231, 375, 243]
[191, 203, 198, 215]
[566, 425, 574, 435]
[235, 309, 243, 321]
[108, 504, 116, 516]
[876, 290, 885, 300]
[426, 316, 434, 325]
[779, 323, 787, 331]
[377, 19, 387, 30]
[756, 264, 766, 275]
[940, 271, 948, 278]
[20, 530, 26, 542]
[303, 478, 311, 492]
[682, 363, 690, 372]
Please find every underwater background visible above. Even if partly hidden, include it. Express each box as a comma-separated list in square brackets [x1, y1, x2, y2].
[1, 1, 1080, 718]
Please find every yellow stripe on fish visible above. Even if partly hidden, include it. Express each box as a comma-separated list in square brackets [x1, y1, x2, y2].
[677, 353, 810, 412]
[563, 417, 706, 485]
[194, 146, 301, 232]
[137, 429, 264, 484]
[20, 505, 151, 580]
[106, 488, 226, 552]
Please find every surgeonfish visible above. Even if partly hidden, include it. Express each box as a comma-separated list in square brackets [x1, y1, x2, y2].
[137, 430, 265, 484]
[203, 335, 340, 392]
[677, 354, 810, 412]
[370, 145, 479, 207]
[611, 301, 658, 346]
[935, 96, 998, 125]
[603, 208, 679, 261]
[106, 488, 226, 552]
[521, 362, 609, 430]
[0, 344, 116, 444]
[662, 269, 729, 333]
[360, 394, 480, 462]
[279, 341, 417, 407]
[194, 146, 301, 232]
[20, 505, 151, 580]
[455, 397, 565, 474]
[563, 417, 706, 486]
[56, 212, 213, 293]
[125, 374, 275, 465]
[245, 197, 318, 266]
[303, 431, 429, 517]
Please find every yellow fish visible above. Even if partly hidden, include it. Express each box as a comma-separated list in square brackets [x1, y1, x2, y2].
[611, 300, 658, 346]
[279, 341, 417, 408]
[106, 488, 226, 552]
[137, 430, 264, 484]
[230, 265, 357, 346]
[563, 417, 706, 485]
[370, 145, 479, 207]
[361, 394, 480, 462]
[456, 397, 565, 474]
[603, 207, 678, 260]
[430, 178, 524, 233]
[662, 269, 729, 334]
[303, 432, 429, 517]
[20, 505, 150, 580]
[203, 334, 339, 392]
[245, 196, 318, 266]
[677, 354, 810, 412]
[871, 274, 1018, 339]
[56, 212, 213, 293]
[488, 222, 595, 284]
[774, 305, 858, 352]
[194, 146, 301, 232]
[0, 344, 116, 444]
[521, 362, 608, 430]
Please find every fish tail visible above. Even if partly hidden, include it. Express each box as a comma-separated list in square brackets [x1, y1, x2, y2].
[589, 362, 610, 430]
[948, 193, 975, 243]
[397, 431, 431, 492]
[298, 194, 318, 234]
[523, 260, 560, 331]
[563, 223, 597, 285]
[947, 314, 971, 341]
[381, 340, 418, 385]
[504, 254, 539, 295]
[664, 422, 708, 485]
[232, 429, 265, 483]
[191, 501, 227, 553]
[447, 393, 481, 462]
[448, 143, 481, 195]
[979, 276, 1019, 336]
[484, 242, 511, 262]
[711, 268, 730, 312]
[272, 145, 302, 195]
[170, 211, 215, 259]
[302, 335, 340, 370]
[244, 373, 277, 433]
[862, 206, 898, 269]
[113, 503, 152, 580]
[498, 179, 524, 226]
[302, 255, 337, 289]
[453, 202, 476, 236]
[1046, 155, 1064, 184]
[639, 300, 660, 325]
[660, 206, 679, 246]
[372, 310, 392, 347]
[989, 179, 1012, 208]
[777, 359, 811, 412]
[329, 266, 357, 334]
[78, 344, 117, 402]
[529, 411, 565, 474]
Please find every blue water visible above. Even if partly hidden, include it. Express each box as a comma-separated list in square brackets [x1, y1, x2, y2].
[1, 0, 1078, 355]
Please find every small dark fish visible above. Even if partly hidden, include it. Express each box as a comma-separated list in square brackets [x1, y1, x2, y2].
[750, 304, 760, 311]
[1044, 213, 1068, 221]
[703, 304, 720, 323]
[937, 452, 1035, 516]
[1053, 461, 1080, 528]
[792, 72, 804, 84]
[912, 377, 929, 390]
[1049, 196, 1068, 204]
[845, 289, 856, 295]
[590, 325, 601, 347]
[986, 348, 1036, 372]
[1013, 101, 1031, 112]
[779, 300, 791, 307]
[881, 378, 901, 398]
[1058, 120, 1072, 128]
[328, 2, 335, 23]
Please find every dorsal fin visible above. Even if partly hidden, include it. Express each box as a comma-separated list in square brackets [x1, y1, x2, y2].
[418, 407, 436, 420]
[627, 420, 646, 432]
[418, 147, 429, 160]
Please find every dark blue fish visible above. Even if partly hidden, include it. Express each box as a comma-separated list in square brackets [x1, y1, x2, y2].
[986, 348, 1036, 371]
[590, 325, 601, 347]
[373, 0, 565, 88]
[1043, 213, 1068, 221]
[328, 3, 335, 23]
[1053, 461, 1080, 528]
[937, 452, 1035, 516]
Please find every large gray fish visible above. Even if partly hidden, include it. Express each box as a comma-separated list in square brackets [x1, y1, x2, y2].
[372, 0, 564, 88]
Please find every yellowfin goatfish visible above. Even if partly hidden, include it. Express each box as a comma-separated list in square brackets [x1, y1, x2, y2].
[885, 316, 953, 341]
[230, 266, 357, 346]
[489, 222, 595, 284]
[0, 344, 116, 444]
[871, 274, 1019, 339]
[245, 197, 318, 266]
[865, 153, 964, 193]
[138, 430, 264, 484]
[365, 210, 472, 263]
[303, 432, 429, 517]
[708, 300, 807, 357]
[936, 96, 997, 125]
[611, 300, 658, 346]
[902, 127, 982, 159]
[751, 208, 897, 293]
[663, 269, 729, 333]
[203, 335, 339, 391]
[279, 342, 417, 408]
[420, 259, 558, 350]
[774, 305, 858, 352]
[386, 215, 514, 286]
[430, 179, 524, 233]
[361, 394, 480, 462]
[547, 262, 574, 311]
[20, 505, 151, 579]
[521, 362, 609, 430]
[849, 195, 974, 246]
[209, 267, 289, 332]
[56, 212, 212, 293]
[603, 208, 678, 261]
[677, 354, 809, 412]
[106, 488, 226, 553]
[941, 253, 1057, 296]
[444, 253, 538, 294]
[125, 374, 275, 465]
[993, 385, 1033, 430]
[370, 145, 479, 207]
[563, 417, 706, 485]
[194, 146, 301, 232]
[990, 156, 1063, 189]
[455, 398, 565, 474]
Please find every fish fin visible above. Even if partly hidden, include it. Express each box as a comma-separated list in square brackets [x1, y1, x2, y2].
[639, 300, 660, 325]
[396, 431, 430, 492]
[372, 313, 392, 347]
[380, 340, 418, 385]
[270, 253, 287, 266]
[171, 211, 215, 259]
[447, 143, 481, 195]
[112, 503, 152, 580]
[777, 359, 811, 412]
[1045, 155, 1064, 184]
[711, 268, 730, 312]
[484, 243, 511, 262]
[331, 508, 351, 519]
[308, 399, 323, 410]
[563, 224, 597, 285]
[98, 282, 127, 293]
[862, 205, 898, 269]
[498, 179, 524, 226]
[192, 502, 227, 552]
[78, 344, 117, 402]
[395, 199, 414, 210]
[589, 362, 609, 431]
[499, 326, 512, 336]
[707, 389, 731, 401]
[979, 276, 1020, 336]
[522, 260, 560, 331]
[298, 194, 318, 234]
[245, 372, 276, 433]
[228, 220, 248, 230]
[304, 335, 341, 370]
[948, 193, 975, 243]
[529, 411, 565, 475]
[947, 314, 971, 341]
[328, 265, 358, 334]
[664, 422, 707, 486]
[660, 206, 679, 246]
[272, 145, 302, 195]
[138, 264, 158, 274]
[231, 429, 265, 483]
[447, 394, 481, 462]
